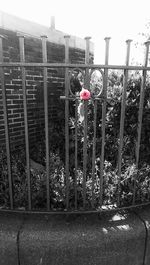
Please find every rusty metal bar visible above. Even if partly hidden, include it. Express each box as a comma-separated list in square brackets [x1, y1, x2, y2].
[41, 36, 50, 211]
[85, 37, 91, 87]
[19, 35, 31, 210]
[100, 37, 111, 206]
[91, 100, 97, 208]
[75, 99, 78, 210]
[133, 41, 150, 204]
[117, 40, 132, 206]
[64, 35, 70, 210]
[1, 200, 150, 215]
[82, 37, 91, 209]
[83, 101, 88, 208]
[0, 36, 13, 209]
[60, 96, 104, 101]
[1, 62, 150, 71]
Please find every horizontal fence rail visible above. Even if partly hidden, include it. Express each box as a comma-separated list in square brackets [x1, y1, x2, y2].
[0, 34, 150, 213]
[0, 62, 150, 71]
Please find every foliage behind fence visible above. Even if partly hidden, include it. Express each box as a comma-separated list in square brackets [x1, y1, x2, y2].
[0, 34, 150, 212]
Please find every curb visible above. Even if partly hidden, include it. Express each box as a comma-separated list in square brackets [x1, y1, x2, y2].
[134, 205, 150, 265]
[0, 212, 24, 265]
[0, 207, 149, 265]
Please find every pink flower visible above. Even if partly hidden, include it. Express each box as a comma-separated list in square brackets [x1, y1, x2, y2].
[80, 89, 91, 100]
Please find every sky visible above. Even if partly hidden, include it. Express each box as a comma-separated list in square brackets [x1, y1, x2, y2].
[0, 0, 150, 64]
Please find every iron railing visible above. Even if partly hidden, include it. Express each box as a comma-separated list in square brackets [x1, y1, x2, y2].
[0, 33, 150, 213]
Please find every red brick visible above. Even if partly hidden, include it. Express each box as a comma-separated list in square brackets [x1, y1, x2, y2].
[0, 27, 89, 150]
[9, 122, 22, 128]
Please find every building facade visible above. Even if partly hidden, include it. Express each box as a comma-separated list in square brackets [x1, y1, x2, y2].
[0, 11, 94, 150]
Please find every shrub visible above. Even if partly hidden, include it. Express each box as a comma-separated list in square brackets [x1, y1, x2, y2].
[1, 147, 150, 210]
[1, 72, 150, 210]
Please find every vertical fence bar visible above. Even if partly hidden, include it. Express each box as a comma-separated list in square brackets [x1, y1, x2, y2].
[133, 41, 150, 204]
[64, 35, 70, 210]
[19, 35, 31, 210]
[117, 40, 132, 206]
[85, 37, 91, 86]
[75, 99, 78, 210]
[91, 100, 97, 208]
[83, 100, 88, 208]
[41, 36, 50, 211]
[100, 37, 111, 206]
[0, 35, 13, 209]
[83, 37, 91, 209]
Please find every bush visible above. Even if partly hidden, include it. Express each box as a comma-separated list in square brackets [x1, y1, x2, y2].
[0, 148, 66, 210]
[1, 72, 150, 210]
[1, 147, 150, 210]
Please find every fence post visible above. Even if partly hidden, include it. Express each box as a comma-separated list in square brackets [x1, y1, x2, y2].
[64, 35, 70, 210]
[117, 39, 132, 206]
[100, 37, 111, 206]
[82, 37, 91, 209]
[18, 34, 31, 210]
[41, 35, 50, 211]
[91, 98, 97, 208]
[133, 40, 150, 204]
[0, 35, 13, 209]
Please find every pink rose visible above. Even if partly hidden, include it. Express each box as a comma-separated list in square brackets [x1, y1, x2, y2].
[80, 89, 91, 100]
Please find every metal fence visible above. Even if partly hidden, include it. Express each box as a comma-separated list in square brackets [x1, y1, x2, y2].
[0, 33, 150, 213]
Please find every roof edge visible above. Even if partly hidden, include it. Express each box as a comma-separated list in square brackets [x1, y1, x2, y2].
[0, 10, 94, 53]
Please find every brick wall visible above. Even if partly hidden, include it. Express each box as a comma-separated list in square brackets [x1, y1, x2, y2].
[0, 28, 93, 151]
